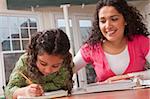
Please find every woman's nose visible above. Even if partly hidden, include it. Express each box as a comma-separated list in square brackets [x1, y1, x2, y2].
[106, 20, 111, 27]
[106, 20, 112, 28]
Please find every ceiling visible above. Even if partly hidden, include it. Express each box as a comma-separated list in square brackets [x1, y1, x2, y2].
[6, 0, 145, 10]
[6, 0, 99, 10]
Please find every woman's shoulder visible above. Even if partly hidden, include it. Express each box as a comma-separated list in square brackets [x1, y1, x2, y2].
[130, 35, 149, 46]
[132, 35, 149, 41]
[130, 35, 149, 54]
[81, 42, 101, 51]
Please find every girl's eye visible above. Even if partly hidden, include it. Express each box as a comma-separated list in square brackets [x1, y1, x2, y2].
[52, 65, 59, 68]
[51, 63, 62, 68]
[40, 62, 47, 66]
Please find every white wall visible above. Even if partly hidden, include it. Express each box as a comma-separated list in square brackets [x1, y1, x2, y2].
[144, 2, 150, 32]
[0, 45, 4, 95]
[126, 1, 150, 32]
[33, 4, 96, 30]
[0, 0, 7, 10]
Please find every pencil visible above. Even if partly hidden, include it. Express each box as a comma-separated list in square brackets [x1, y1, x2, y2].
[19, 72, 33, 84]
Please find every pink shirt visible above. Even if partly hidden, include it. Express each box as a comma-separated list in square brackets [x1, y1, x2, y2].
[80, 35, 150, 81]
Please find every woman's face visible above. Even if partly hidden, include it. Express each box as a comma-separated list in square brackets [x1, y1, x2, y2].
[36, 52, 63, 76]
[98, 6, 126, 42]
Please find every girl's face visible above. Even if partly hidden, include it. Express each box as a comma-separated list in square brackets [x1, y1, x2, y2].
[98, 6, 126, 42]
[36, 52, 63, 76]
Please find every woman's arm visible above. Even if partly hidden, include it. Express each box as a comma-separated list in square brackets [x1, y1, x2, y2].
[103, 70, 150, 83]
[73, 50, 87, 73]
[128, 69, 150, 80]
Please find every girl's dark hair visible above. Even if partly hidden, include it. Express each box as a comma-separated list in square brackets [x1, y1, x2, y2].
[26, 28, 73, 94]
[86, 0, 149, 44]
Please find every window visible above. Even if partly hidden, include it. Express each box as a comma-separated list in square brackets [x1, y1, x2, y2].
[0, 15, 38, 84]
[78, 19, 96, 84]
[56, 18, 75, 55]
[54, 14, 96, 88]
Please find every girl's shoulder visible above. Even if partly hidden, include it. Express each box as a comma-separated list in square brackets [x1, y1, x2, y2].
[19, 53, 28, 60]
[14, 53, 28, 71]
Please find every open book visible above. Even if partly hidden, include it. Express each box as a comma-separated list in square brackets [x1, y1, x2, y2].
[18, 79, 150, 99]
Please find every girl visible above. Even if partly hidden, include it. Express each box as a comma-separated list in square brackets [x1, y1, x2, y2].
[5, 29, 74, 99]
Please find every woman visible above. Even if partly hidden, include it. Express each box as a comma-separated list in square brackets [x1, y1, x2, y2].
[73, 0, 150, 82]
[5, 29, 74, 99]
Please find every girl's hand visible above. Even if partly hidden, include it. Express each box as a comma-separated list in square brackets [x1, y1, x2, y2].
[13, 84, 44, 99]
[24, 84, 44, 96]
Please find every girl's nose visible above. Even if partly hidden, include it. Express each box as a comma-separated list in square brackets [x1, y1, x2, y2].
[44, 67, 52, 74]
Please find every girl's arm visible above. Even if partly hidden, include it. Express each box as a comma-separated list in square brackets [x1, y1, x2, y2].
[13, 84, 44, 99]
[5, 54, 28, 99]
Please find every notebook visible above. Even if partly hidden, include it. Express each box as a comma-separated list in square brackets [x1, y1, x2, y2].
[140, 80, 150, 86]
[85, 80, 137, 93]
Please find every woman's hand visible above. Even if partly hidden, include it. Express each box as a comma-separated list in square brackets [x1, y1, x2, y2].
[99, 74, 133, 84]
[13, 84, 44, 99]
[99, 73, 144, 85]
[106, 74, 131, 82]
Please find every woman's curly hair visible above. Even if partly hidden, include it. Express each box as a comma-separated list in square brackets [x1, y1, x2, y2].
[26, 28, 73, 94]
[86, 0, 149, 45]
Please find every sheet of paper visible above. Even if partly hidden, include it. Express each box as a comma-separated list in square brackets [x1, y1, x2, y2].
[18, 90, 68, 99]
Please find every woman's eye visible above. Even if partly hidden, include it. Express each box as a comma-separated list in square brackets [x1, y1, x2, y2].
[99, 20, 106, 23]
[111, 17, 119, 21]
